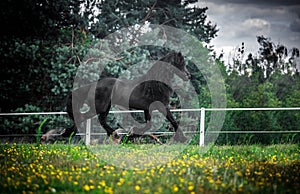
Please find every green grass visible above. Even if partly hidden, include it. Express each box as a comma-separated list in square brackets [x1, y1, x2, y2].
[36, 118, 48, 145]
[0, 143, 299, 193]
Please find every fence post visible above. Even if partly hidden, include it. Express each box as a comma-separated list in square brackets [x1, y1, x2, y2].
[199, 108, 205, 146]
[85, 119, 91, 145]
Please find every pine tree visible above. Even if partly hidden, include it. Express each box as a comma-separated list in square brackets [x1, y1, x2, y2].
[89, 0, 217, 43]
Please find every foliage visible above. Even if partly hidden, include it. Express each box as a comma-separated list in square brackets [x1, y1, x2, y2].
[0, 104, 71, 136]
[228, 36, 299, 78]
[0, 0, 91, 112]
[0, 0, 217, 107]
[216, 36, 300, 145]
[0, 0, 88, 39]
[1, 0, 217, 136]
[88, 0, 217, 43]
[1, 1, 300, 145]
[36, 118, 48, 144]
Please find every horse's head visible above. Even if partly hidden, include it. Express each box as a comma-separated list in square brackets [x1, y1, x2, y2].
[164, 52, 191, 81]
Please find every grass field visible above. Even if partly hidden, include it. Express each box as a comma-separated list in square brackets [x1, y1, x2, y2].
[0, 143, 299, 194]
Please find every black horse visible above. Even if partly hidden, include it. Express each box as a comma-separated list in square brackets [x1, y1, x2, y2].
[63, 51, 190, 143]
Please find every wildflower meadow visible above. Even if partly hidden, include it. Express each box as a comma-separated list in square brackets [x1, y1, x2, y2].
[1, 143, 299, 194]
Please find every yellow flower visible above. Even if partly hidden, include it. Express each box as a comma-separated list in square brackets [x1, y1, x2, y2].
[117, 178, 125, 186]
[104, 186, 113, 194]
[49, 187, 56, 193]
[236, 171, 243, 176]
[135, 185, 141, 191]
[99, 180, 106, 187]
[188, 185, 194, 191]
[172, 185, 179, 192]
[83, 185, 90, 191]
[254, 171, 263, 175]
[179, 177, 185, 183]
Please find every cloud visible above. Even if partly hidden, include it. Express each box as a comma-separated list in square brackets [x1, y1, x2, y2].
[240, 18, 271, 35]
[290, 18, 300, 32]
[198, 0, 300, 61]
[289, 9, 300, 32]
[204, 0, 300, 6]
[289, 6, 300, 15]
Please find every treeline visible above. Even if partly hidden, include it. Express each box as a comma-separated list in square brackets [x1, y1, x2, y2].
[0, 0, 299, 144]
[215, 36, 300, 145]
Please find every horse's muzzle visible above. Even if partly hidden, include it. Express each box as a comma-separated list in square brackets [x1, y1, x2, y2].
[176, 69, 190, 81]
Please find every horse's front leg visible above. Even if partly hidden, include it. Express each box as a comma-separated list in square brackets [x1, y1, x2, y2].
[165, 108, 187, 143]
[98, 105, 115, 137]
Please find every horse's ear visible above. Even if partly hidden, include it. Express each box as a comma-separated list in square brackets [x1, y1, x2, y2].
[177, 52, 182, 57]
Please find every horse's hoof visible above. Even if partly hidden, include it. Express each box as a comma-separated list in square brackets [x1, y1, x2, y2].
[60, 128, 76, 137]
[104, 136, 120, 144]
[171, 131, 187, 144]
[128, 127, 138, 136]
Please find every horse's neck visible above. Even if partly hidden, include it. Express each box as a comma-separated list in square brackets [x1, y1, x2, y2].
[146, 63, 173, 83]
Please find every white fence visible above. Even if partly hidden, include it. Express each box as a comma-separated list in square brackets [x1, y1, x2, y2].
[1, 107, 300, 146]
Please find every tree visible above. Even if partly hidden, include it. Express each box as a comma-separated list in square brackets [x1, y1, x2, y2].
[89, 0, 217, 106]
[257, 36, 299, 78]
[89, 0, 217, 43]
[0, 0, 87, 40]
[229, 36, 300, 78]
[0, 0, 91, 112]
[0, 0, 217, 137]
[221, 36, 300, 145]
[1, 0, 217, 112]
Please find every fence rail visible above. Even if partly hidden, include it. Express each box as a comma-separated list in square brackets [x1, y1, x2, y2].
[1, 107, 300, 146]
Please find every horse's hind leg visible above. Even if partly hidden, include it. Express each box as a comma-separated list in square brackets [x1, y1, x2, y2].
[61, 93, 79, 137]
[165, 108, 187, 143]
[98, 107, 115, 137]
[128, 110, 152, 136]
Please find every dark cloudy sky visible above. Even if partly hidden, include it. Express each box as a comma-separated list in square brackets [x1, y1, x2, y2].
[198, 0, 300, 62]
